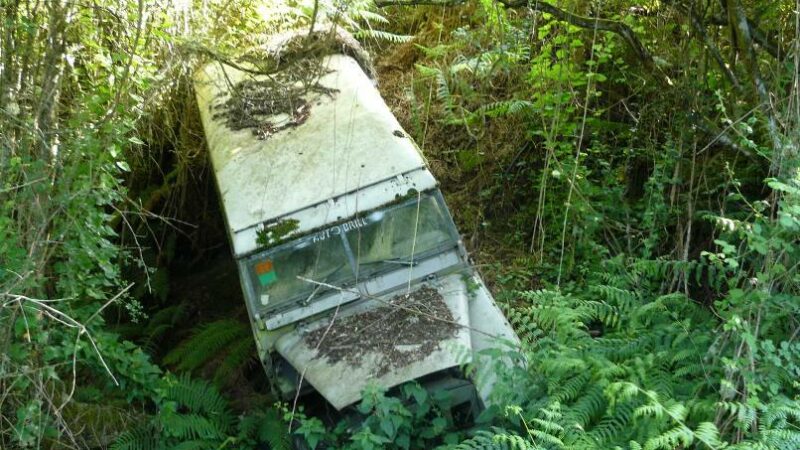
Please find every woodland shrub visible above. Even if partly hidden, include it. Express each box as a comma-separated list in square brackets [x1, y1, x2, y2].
[291, 0, 800, 448]
[3, 0, 800, 449]
[0, 0, 298, 446]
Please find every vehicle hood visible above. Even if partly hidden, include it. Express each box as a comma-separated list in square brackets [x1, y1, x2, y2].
[274, 274, 472, 410]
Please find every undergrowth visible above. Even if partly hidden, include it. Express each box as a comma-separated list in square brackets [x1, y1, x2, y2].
[112, 375, 290, 450]
[3, 0, 800, 449]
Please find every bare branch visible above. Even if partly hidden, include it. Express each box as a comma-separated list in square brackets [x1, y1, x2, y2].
[748, 23, 784, 60]
[375, 0, 465, 6]
[3, 293, 121, 386]
[685, 5, 741, 90]
[725, 0, 785, 175]
[707, 12, 787, 59]
[376, 0, 654, 66]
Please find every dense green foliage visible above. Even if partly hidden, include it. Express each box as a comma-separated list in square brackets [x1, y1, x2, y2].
[0, 0, 291, 447]
[112, 375, 290, 450]
[2, 0, 800, 449]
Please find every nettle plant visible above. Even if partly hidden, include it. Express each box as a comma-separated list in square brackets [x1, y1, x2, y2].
[701, 174, 800, 446]
[291, 382, 466, 450]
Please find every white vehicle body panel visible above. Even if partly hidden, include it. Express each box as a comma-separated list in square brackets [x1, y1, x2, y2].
[230, 169, 434, 258]
[194, 55, 435, 257]
[275, 274, 473, 410]
[466, 277, 521, 406]
[194, 50, 521, 412]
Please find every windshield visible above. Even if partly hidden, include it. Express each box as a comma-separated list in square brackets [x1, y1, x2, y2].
[347, 196, 454, 279]
[242, 193, 458, 313]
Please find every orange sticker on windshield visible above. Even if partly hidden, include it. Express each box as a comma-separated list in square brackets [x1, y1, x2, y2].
[255, 260, 273, 274]
[255, 260, 276, 286]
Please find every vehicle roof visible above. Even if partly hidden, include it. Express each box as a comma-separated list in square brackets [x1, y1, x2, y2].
[195, 54, 436, 256]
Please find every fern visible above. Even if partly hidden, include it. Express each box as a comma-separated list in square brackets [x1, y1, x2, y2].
[159, 413, 228, 441]
[582, 402, 635, 447]
[255, 409, 292, 450]
[163, 318, 254, 385]
[641, 424, 694, 450]
[112, 425, 158, 450]
[484, 257, 735, 449]
[112, 375, 288, 449]
[170, 440, 219, 450]
[355, 28, 412, 43]
[466, 99, 535, 123]
[166, 375, 233, 422]
[456, 428, 535, 450]
[212, 336, 255, 385]
[355, 9, 389, 25]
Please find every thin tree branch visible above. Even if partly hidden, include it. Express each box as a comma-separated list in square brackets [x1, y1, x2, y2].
[307, 0, 319, 35]
[726, 0, 785, 175]
[685, 5, 741, 90]
[707, 12, 786, 59]
[515, 1, 654, 65]
[748, 24, 784, 60]
[375, 0, 654, 66]
[375, 0, 465, 6]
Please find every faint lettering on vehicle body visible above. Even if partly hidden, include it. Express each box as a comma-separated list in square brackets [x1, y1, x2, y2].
[312, 217, 368, 243]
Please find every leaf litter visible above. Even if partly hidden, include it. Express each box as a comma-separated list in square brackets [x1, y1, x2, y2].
[211, 27, 374, 140]
[304, 287, 459, 377]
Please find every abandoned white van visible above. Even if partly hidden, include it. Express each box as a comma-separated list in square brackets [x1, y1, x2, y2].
[194, 51, 518, 413]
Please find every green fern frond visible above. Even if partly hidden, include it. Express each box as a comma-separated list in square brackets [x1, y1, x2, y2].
[758, 428, 800, 449]
[642, 424, 694, 450]
[467, 100, 534, 123]
[167, 375, 233, 424]
[414, 43, 458, 58]
[694, 422, 723, 448]
[584, 403, 635, 447]
[171, 439, 220, 450]
[356, 9, 389, 24]
[415, 63, 442, 78]
[111, 425, 158, 450]
[355, 29, 412, 43]
[159, 412, 227, 441]
[212, 336, 255, 385]
[552, 372, 590, 403]
[256, 408, 292, 450]
[163, 319, 249, 373]
[561, 384, 606, 430]
[589, 285, 638, 308]
[456, 428, 534, 450]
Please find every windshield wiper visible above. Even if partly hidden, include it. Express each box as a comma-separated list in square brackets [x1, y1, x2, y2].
[357, 257, 418, 268]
